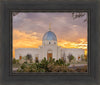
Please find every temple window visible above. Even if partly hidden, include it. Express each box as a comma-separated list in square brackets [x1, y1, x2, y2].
[35, 57, 39, 63]
[19, 56, 22, 60]
[78, 56, 80, 60]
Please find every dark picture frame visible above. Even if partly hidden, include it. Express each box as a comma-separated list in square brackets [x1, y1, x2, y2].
[0, 1, 99, 85]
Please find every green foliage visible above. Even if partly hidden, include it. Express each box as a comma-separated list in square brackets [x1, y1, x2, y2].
[47, 63, 55, 72]
[21, 63, 27, 69]
[54, 59, 65, 65]
[66, 63, 70, 66]
[75, 65, 87, 72]
[26, 54, 32, 60]
[39, 57, 49, 71]
[17, 68, 22, 72]
[16, 60, 19, 64]
[12, 58, 16, 64]
[26, 54, 33, 63]
[67, 54, 74, 62]
[48, 58, 55, 64]
[17, 57, 87, 72]
[81, 55, 85, 61]
[12, 59, 19, 64]
[52, 65, 69, 72]
[24, 61, 27, 64]
[85, 58, 87, 62]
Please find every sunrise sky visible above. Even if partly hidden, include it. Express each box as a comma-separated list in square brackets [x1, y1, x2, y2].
[13, 12, 87, 58]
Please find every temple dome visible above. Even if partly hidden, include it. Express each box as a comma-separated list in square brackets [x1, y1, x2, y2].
[43, 31, 57, 41]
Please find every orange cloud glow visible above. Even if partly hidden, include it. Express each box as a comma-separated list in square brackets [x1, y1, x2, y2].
[13, 29, 42, 58]
[58, 39, 87, 55]
[13, 29, 87, 58]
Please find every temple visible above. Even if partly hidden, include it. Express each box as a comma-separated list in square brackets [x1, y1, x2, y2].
[15, 25, 84, 63]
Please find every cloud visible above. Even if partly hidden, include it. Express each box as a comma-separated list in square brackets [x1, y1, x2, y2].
[13, 29, 42, 57]
[13, 12, 87, 35]
[58, 38, 87, 49]
[13, 29, 87, 57]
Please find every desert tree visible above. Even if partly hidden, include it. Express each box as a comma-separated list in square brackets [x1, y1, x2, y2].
[72, 12, 87, 22]
[26, 54, 33, 63]
[67, 54, 74, 62]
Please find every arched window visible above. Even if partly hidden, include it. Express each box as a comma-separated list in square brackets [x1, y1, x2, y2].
[78, 56, 80, 60]
[19, 56, 22, 60]
[35, 57, 39, 63]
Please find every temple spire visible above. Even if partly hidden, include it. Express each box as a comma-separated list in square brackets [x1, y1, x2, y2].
[49, 23, 51, 31]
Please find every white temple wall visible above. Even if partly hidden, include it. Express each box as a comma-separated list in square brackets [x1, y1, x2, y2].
[57, 46, 62, 60]
[62, 48, 85, 61]
[38, 47, 44, 62]
[43, 40, 57, 46]
[15, 48, 40, 61]
[15, 46, 85, 62]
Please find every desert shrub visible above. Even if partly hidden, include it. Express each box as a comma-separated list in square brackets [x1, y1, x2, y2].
[16, 60, 19, 64]
[81, 55, 85, 61]
[55, 59, 65, 65]
[67, 54, 74, 62]
[24, 61, 27, 64]
[23, 68, 30, 72]
[17, 57, 87, 72]
[17, 68, 23, 72]
[21, 63, 27, 69]
[26, 54, 33, 63]
[36, 68, 46, 72]
[40, 57, 49, 71]
[75, 65, 87, 72]
[41, 57, 48, 64]
[47, 63, 55, 72]
[28, 63, 37, 72]
[30, 68, 36, 72]
[30, 63, 37, 69]
[26, 54, 32, 60]
[48, 58, 55, 64]
[59, 65, 68, 72]
[66, 63, 70, 66]
[67, 68, 76, 72]
[51, 66, 61, 72]
[12, 58, 16, 64]
[51, 65, 68, 72]
[13, 59, 19, 64]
